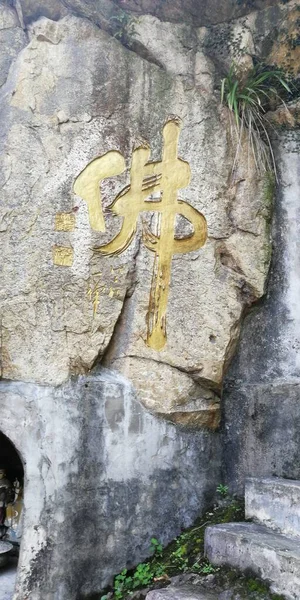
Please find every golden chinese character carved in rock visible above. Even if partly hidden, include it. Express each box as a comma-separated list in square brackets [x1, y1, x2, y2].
[74, 119, 207, 350]
[55, 213, 76, 232]
[53, 246, 74, 267]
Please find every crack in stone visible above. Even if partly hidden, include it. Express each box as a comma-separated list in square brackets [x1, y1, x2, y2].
[109, 353, 221, 396]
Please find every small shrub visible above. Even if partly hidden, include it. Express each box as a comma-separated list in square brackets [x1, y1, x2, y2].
[221, 63, 291, 178]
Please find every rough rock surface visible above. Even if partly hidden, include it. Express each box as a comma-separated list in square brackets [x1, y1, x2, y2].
[245, 477, 300, 538]
[0, 4, 272, 426]
[145, 571, 280, 600]
[205, 522, 300, 599]
[0, 1, 297, 599]
[267, 100, 300, 128]
[60, 0, 282, 28]
[223, 128, 300, 492]
[0, 4, 27, 88]
[194, 0, 300, 84]
[146, 586, 218, 600]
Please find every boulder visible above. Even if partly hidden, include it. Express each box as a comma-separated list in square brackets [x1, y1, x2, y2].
[0, 13, 271, 426]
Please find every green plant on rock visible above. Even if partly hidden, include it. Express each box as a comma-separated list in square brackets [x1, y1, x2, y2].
[150, 537, 163, 557]
[216, 484, 229, 497]
[113, 569, 132, 599]
[109, 552, 166, 599]
[221, 63, 291, 178]
[132, 562, 154, 587]
[199, 561, 220, 575]
[169, 538, 189, 572]
[109, 11, 137, 43]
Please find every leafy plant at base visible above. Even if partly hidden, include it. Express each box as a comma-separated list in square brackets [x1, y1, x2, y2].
[132, 563, 153, 587]
[108, 540, 167, 599]
[112, 563, 163, 598]
[150, 537, 163, 557]
[216, 484, 229, 497]
[199, 561, 220, 575]
[169, 538, 189, 572]
[221, 63, 291, 178]
[113, 569, 132, 599]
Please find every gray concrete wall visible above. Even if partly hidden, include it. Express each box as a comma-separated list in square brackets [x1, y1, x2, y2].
[223, 130, 300, 494]
[0, 369, 221, 600]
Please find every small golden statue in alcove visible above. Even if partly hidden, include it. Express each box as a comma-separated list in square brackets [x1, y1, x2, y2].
[0, 469, 14, 539]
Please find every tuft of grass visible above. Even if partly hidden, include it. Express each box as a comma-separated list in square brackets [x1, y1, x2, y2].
[221, 63, 291, 179]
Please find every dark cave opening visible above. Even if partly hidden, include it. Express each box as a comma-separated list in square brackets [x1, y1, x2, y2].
[0, 430, 24, 593]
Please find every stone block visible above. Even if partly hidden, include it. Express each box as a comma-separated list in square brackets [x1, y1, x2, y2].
[205, 522, 300, 600]
[245, 477, 300, 539]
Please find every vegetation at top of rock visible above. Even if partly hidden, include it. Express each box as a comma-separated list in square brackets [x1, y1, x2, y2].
[99, 494, 284, 600]
[109, 10, 137, 44]
[221, 63, 291, 178]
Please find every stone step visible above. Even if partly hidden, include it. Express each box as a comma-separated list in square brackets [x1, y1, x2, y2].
[146, 587, 219, 599]
[205, 522, 300, 600]
[245, 477, 300, 538]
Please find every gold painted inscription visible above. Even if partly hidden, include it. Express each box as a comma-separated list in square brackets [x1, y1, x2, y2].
[53, 246, 74, 267]
[55, 212, 76, 231]
[87, 280, 100, 316]
[74, 119, 207, 350]
[74, 152, 125, 231]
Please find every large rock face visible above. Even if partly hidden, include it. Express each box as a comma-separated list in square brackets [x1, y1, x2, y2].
[0, 6, 272, 427]
[223, 124, 300, 493]
[0, 0, 289, 598]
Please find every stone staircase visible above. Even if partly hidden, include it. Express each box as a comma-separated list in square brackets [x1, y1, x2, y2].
[205, 477, 300, 600]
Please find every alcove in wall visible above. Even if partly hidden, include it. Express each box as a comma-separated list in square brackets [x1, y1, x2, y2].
[0, 431, 24, 597]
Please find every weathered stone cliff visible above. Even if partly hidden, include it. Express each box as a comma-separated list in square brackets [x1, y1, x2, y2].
[0, 0, 299, 598]
[0, 0, 277, 429]
[223, 113, 300, 493]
